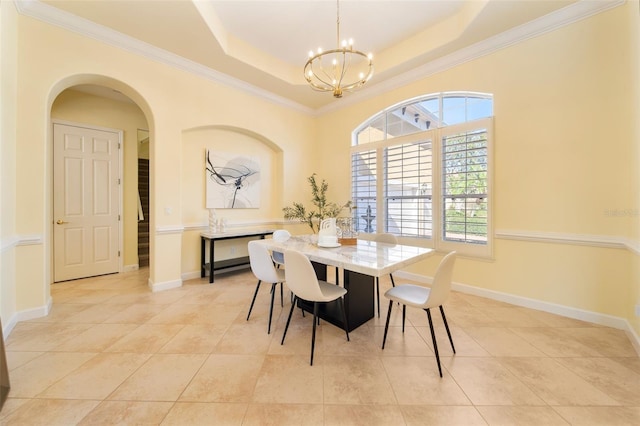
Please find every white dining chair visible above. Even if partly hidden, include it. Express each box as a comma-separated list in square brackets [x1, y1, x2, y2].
[280, 249, 350, 365]
[246, 240, 285, 334]
[271, 229, 291, 268]
[381, 251, 457, 377]
[372, 232, 398, 317]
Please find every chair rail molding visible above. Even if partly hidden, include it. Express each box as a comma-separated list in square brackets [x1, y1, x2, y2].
[495, 229, 638, 254]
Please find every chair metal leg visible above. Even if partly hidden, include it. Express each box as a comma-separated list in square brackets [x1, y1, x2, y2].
[381, 300, 394, 349]
[281, 295, 297, 345]
[375, 277, 381, 317]
[390, 273, 396, 287]
[439, 305, 455, 354]
[402, 305, 406, 333]
[310, 302, 319, 365]
[280, 282, 284, 307]
[246, 280, 261, 321]
[268, 283, 276, 334]
[426, 308, 443, 378]
[338, 297, 350, 342]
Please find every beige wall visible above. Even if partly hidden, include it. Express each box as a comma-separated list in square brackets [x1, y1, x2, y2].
[316, 2, 639, 332]
[1, 0, 638, 342]
[51, 89, 148, 269]
[0, 0, 19, 325]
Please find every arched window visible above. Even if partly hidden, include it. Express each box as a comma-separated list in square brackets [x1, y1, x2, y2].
[351, 92, 493, 257]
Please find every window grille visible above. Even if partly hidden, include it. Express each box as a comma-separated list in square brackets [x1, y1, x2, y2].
[351, 149, 377, 233]
[442, 129, 488, 244]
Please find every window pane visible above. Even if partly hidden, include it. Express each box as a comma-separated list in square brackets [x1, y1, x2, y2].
[356, 115, 385, 145]
[387, 99, 436, 137]
[442, 96, 466, 125]
[442, 129, 488, 244]
[352, 149, 377, 233]
[384, 141, 432, 238]
[467, 97, 493, 121]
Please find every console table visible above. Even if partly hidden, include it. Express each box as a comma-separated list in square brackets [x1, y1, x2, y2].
[201, 229, 274, 283]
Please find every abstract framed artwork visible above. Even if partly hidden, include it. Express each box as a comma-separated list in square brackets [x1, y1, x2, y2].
[205, 150, 261, 208]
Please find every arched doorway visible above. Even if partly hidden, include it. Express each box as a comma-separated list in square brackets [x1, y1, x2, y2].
[48, 77, 153, 282]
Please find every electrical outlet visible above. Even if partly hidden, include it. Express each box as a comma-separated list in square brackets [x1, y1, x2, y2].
[230, 246, 237, 255]
[636, 305, 640, 317]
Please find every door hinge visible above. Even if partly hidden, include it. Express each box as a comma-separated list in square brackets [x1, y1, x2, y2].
[118, 142, 121, 149]
[118, 178, 121, 185]
[118, 250, 121, 257]
[118, 214, 121, 221]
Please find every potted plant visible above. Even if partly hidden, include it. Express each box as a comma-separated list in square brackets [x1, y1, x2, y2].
[283, 173, 352, 233]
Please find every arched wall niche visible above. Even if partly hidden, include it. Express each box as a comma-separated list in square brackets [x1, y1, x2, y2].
[181, 125, 284, 225]
[180, 125, 285, 276]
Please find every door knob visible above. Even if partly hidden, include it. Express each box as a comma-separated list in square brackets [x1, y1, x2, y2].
[56, 219, 68, 225]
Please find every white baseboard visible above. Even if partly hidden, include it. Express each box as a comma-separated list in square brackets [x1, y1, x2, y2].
[148, 277, 182, 292]
[2, 297, 52, 338]
[123, 264, 139, 272]
[394, 270, 640, 356]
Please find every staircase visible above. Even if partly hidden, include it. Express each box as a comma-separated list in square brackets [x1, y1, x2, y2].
[138, 159, 150, 267]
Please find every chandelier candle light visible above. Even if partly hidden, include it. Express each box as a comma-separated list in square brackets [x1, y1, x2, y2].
[304, 0, 373, 97]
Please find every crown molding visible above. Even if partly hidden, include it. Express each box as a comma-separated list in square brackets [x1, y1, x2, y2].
[14, 0, 314, 115]
[316, 0, 625, 115]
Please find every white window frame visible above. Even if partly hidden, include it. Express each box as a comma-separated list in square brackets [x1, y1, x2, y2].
[351, 93, 493, 258]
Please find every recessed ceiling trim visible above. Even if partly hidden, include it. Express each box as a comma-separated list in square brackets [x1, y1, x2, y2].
[15, 0, 624, 117]
[15, 0, 314, 115]
[315, 0, 625, 115]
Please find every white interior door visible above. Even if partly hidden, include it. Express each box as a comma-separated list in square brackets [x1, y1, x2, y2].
[53, 123, 121, 282]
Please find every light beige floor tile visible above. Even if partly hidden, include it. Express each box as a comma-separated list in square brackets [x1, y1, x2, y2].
[103, 323, 185, 353]
[0, 398, 100, 425]
[553, 406, 640, 426]
[180, 354, 264, 402]
[215, 321, 278, 355]
[378, 325, 434, 357]
[5, 322, 93, 351]
[146, 302, 238, 325]
[159, 323, 229, 354]
[476, 406, 570, 425]
[108, 353, 207, 401]
[555, 357, 640, 405]
[242, 403, 324, 426]
[30, 303, 92, 323]
[463, 327, 546, 357]
[4, 269, 639, 425]
[415, 324, 490, 357]
[508, 327, 602, 357]
[567, 327, 638, 357]
[323, 404, 406, 426]
[38, 353, 152, 399]
[252, 354, 324, 404]
[445, 357, 544, 406]
[401, 405, 488, 426]
[323, 356, 397, 405]
[5, 351, 43, 370]
[78, 400, 174, 425]
[51, 323, 139, 352]
[7, 352, 97, 397]
[382, 356, 471, 405]
[499, 357, 621, 406]
[101, 303, 168, 324]
[0, 398, 31, 421]
[160, 402, 247, 425]
[61, 303, 130, 323]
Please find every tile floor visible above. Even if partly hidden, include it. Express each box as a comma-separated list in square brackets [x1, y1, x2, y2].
[1, 267, 639, 425]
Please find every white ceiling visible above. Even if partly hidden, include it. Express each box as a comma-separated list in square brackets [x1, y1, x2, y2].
[34, 0, 597, 111]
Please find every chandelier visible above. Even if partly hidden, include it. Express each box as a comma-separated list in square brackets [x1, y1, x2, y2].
[304, 0, 374, 98]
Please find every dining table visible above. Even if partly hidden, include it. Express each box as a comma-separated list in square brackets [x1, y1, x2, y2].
[255, 234, 433, 332]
